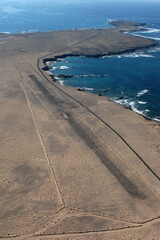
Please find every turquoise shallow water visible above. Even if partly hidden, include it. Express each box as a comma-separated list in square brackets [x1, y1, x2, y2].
[0, 0, 160, 122]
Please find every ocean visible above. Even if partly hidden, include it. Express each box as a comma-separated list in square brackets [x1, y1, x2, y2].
[1, 0, 160, 123]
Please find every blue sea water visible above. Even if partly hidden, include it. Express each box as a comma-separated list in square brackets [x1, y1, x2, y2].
[0, 0, 160, 122]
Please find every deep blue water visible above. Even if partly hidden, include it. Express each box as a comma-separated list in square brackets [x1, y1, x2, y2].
[0, 0, 160, 122]
[1, 0, 160, 33]
[52, 49, 160, 122]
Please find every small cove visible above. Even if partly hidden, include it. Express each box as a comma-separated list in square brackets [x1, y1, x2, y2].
[49, 45, 160, 123]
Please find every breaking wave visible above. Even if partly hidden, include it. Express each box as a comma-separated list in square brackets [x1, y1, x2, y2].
[102, 52, 154, 58]
[107, 18, 117, 23]
[21, 29, 38, 34]
[54, 76, 60, 80]
[112, 98, 150, 118]
[58, 79, 65, 86]
[51, 66, 70, 70]
[138, 101, 147, 104]
[137, 89, 149, 97]
[121, 52, 154, 58]
[153, 117, 160, 123]
[59, 66, 70, 70]
[138, 27, 160, 34]
[130, 32, 160, 41]
[83, 87, 94, 91]
[1, 32, 11, 34]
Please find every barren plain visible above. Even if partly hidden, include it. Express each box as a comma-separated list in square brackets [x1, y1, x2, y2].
[0, 21, 160, 240]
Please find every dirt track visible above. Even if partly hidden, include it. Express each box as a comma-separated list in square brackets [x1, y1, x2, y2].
[0, 21, 160, 239]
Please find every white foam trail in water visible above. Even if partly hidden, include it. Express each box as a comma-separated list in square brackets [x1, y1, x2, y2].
[138, 101, 147, 104]
[102, 55, 112, 58]
[52, 66, 58, 70]
[107, 18, 117, 23]
[130, 32, 160, 41]
[114, 98, 150, 116]
[137, 89, 149, 97]
[83, 87, 94, 91]
[103, 52, 154, 58]
[21, 30, 38, 34]
[153, 117, 160, 123]
[111, 97, 160, 124]
[45, 64, 69, 70]
[54, 76, 60, 80]
[147, 36, 160, 41]
[58, 80, 65, 85]
[129, 101, 150, 115]
[122, 52, 154, 58]
[59, 66, 70, 69]
[1, 32, 11, 34]
[138, 27, 160, 34]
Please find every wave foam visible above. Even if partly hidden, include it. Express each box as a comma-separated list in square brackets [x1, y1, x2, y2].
[147, 36, 160, 41]
[59, 66, 70, 70]
[52, 66, 58, 70]
[58, 80, 65, 86]
[51, 66, 70, 70]
[122, 52, 154, 58]
[109, 97, 160, 124]
[107, 18, 117, 23]
[138, 101, 147, 105]
[83, 87, 94, 91]
[21, 29, 38, 34]
[130, 101, 150, 115]
[1, 32, 11, 34]
[131, 32, 160, 41]
[137, 89, 149, 97]
[153, 117, 160, 123]
[54, 76, 60, 80]
[138, 27, 160, 34]
[102, 55, 112, 58]
[103, 52, 154, 58]
[113, 98, 150, 117]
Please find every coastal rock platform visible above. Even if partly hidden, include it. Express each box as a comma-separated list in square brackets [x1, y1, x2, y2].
[0, 21, 160, 240]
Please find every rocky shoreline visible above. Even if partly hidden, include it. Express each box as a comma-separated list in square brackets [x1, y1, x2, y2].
[42, 20, 157, 81]
[39, 20, 158, 124]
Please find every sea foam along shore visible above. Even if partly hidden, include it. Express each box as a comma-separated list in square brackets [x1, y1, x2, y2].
[44, 56, 160, 125]
[112, 96, 160, 124]
[41, 21, 159, 124]
[43, 48, 160, 124]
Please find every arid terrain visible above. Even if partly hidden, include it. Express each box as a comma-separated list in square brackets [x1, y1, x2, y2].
[0, 21, 160, 240]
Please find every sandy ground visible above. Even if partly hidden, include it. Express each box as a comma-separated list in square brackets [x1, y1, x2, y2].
[0, 21, 160, 239]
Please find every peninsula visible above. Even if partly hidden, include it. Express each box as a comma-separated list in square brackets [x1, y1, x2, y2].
[0, 21, 160, 240]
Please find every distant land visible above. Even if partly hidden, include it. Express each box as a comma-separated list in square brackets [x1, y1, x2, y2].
[0, 21, 160, 240]
[0, 20, 156, 59]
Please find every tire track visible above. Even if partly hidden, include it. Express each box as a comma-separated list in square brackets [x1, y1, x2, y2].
[14, 64, 65, 208]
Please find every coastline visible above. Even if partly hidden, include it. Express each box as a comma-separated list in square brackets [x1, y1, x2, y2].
[42, 21, 157, 64]
[1, 20, 160, 239]
[42, 56, 160, 125]
[40, 20, 158, 124]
